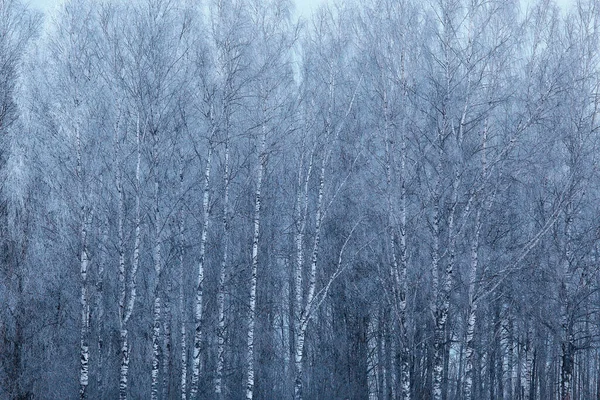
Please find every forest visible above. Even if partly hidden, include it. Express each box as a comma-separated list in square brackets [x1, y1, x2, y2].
[1, 0, 600, 399]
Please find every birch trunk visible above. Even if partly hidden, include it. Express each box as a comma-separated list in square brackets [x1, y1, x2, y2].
[151, 130, 162, 400]
[561, 309, 574, 400]
[522, 328, 534, 400]
[433, 7, 457, 398]
[431, 147, 443, 400]
[383, 80, 410, 400]
[398, 135, 410, 400]
[291, 45, 360, 400]
[433, 52, 471, 400]
[561, 197, 574, 400]
[119, 115, 142, 400]
[116, 135, 127, 399]
[76, 121, 90, 400]
[162, 283, 172, 399]
[291, 58, 349, 398]
[294, 153, 324, 400]
[151, 297, 161, 400]
[292, 139, 315, 400]
[178, 153, 187, 400]
[215, 135, 229, 399]
[398, 52, 411, 400]
[433, 164, 459, 400]
[561, 333, 574, 398]
[464, 121, 488, 400]
[95, 209, 108, 393]
[190, 144, 212, 398]
[463, 209, 481, 400]
[246, 126, 266, 400]
[79, 212, 90, 400]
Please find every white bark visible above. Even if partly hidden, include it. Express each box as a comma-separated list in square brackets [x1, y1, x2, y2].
[463, 209, 481, 400]
[76, 120, 90, 399]
[383, 75, 410, 399]
[216, 136, 229, 399]
[190, 144, 212, 398]
[178, 153, 187, 400]
[433, 5, 459, 397]
[398, 127, 410, 400]
[162, 284, 172, 399]
[151, 297, 161, 400]
[507, 315, 515, 399]
[291, 60, 360, 399]
[464, 119, 490, 400]
[246, 126, 266, 400]
[293, 151, 325, 400]
[151, 129, 162, 400]
[367, 316, 378, 400]
[522, 328, 534, 400]
[562, 335, 574, 400]
[118, 114, 142, 400]
[431, 147, 443, 400]
[96, 208, 108, 393]
[79, 213, 90, 400]
[292, 139, 315, 400]
[117, 129, 128, 399]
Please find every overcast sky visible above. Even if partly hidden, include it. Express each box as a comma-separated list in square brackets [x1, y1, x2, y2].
[26, 0, 574, 17]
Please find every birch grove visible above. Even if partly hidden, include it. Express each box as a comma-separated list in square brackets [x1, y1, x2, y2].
[5, 0, 600, 399]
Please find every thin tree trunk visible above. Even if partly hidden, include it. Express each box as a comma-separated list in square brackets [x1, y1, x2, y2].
[291, 60, 359, 400]
[151, 128, 162, 400]
[435, 164, 459, 400]
[77, 122, 90, 400]
[292, 136, 315, 400]
[496, 305, 504, 400]
[96, 209, 108, 393]
[561, 197, 574, 400]
[561, 335, 574, 400]
[117, 131, 128, 400]
[464, 121, 489, 400]
[523, 328, 534, 400]
[376, 312, 385, 400]
[79, 212, 90, 400]
[507, 315, 514, 400]
[119, 115, 142, 400]
[294, 153, 325, 400]
[178, 152, 187, 400]
[433, 9, 462, 397]
[398, 48, 411, 400]
[431, 145, 443, 400]
[162, 283, 172, 399]
[367, 316, 378, 400]
[151, 298, 161, 400]
[216, 135, 229, 399]
[246, 126, 266, 400]
[383, 80, 411, 400]
[463, 209, 481, 400]
[190, 143, 212, 398]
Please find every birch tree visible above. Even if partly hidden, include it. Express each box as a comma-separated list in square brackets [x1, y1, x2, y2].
[357, 0, 418, 396]
[200, 1, 252, 397]
[40, 3, 105, 397]
[290, 5, 367, 398]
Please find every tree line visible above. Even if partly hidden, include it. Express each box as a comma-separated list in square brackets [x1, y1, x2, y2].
[1, 0, 600, 399]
